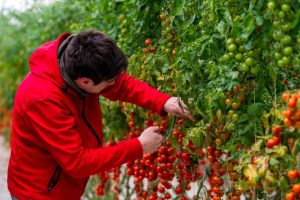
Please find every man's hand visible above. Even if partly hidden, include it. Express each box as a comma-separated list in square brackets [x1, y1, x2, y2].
[163, 97, 194, 120]
[138, 126, 164, 154]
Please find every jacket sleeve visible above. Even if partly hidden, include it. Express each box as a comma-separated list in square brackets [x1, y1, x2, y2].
[24, 99, 143, 178]
[100, 73, 172, 115]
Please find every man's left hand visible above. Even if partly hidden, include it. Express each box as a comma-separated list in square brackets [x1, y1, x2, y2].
[163, 97, 194, 121]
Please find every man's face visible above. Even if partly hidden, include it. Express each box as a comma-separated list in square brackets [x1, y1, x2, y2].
[75, 77, 116, 94]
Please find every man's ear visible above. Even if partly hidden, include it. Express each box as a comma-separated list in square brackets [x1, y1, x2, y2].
[77, 77, 93, 87]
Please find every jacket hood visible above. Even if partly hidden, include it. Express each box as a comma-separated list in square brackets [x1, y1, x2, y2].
[29, 32, 71, 89]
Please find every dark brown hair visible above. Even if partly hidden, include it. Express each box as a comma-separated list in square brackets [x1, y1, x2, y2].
[64, 30, 127, 84]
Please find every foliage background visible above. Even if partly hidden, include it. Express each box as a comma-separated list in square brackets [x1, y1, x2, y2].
[1, 0, 300, 199]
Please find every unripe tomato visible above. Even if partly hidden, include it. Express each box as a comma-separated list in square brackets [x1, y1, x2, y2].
[235, 53, 243, 61]
[267, 1, 276, 10]
[240, 64, 249, 72]
[281, 35, 292, 45]
[278, 11, 286, 19]
[281, 4, 291, 12]
[283, 46, 293, 55]
[215, 138, 223, 146]
[226, 38, 235, 45]
[245, 57, 255, 66]
[232, 102, 241, 109]
[228, 44, 237, 52]
[225, 98, 232, 105]
[232, 114, 239, 121]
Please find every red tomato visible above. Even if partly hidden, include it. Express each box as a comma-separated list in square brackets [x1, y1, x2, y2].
[284, 118, 295, 127]
[288, 170, 299, 180]
[283, 109, 293, 118]
[267, 137, 278, 148]
[145, 39, 152, 46]
[233, 85, 240, 93]
[282, 92, 290, 100]
[286, 192, 296, 200]
[271, 125, 282, 136]
[288, 97, 297, 108]
[292, 183, 300, 194]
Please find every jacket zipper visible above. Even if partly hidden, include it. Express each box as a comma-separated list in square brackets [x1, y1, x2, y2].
[81, 97, 101, 146]
[47, 165, 62, 192]
[47, 98, 100, 192]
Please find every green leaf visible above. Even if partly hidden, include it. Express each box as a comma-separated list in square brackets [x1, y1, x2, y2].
[255, 15, 263, 26]
[247, 103, 265, 117]
[269, 157, 279, 167]
[268, 66, 277, 82]
[238, 124, 251, 135]
[170, 0, 186, 16]
[292, 138, 300, 156]
[278, 176, 289, 192]
[291, 10, 300, 29]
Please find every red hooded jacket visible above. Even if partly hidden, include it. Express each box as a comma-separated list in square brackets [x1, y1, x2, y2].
[8, 33, 171, 200]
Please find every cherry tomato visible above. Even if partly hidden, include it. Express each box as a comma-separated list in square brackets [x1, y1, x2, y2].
[288, 170, 299, 180]
[285, 192, 296, 200]
[292, 183, 300, 194]
[267, 1, 276, 10]
[145, 39, 151, 46]
[228, 44, 237, 52]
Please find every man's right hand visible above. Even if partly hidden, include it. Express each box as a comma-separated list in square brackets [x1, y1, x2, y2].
[138, 126, 164, 154]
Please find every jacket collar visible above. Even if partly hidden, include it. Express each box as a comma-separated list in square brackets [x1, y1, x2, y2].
[57, 35, 88, 98]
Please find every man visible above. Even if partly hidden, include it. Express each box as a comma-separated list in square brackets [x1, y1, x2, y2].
[8, 30, 192, 200]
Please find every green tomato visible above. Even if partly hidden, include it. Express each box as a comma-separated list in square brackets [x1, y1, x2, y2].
[282, 23, 291, 32]
[273, 20, 281, 27]
[281, 35, 292, 45]
[235, 37, 244, 45]
[267, 1, 276, 10]
[240, 64, 249, 72]
[222, 54, 231, 61]
[235, 53, 243, 61]
[280, 56, 290, 66]
[274, 52, 282, 60]
[198, 21, 205, 28]
[228, 110, 234, 117]
[232, 114, 239, 121]
[273, 31, 282, 41]
[227, 123, 235, 131]
[283, 46, 293, 55]
[277, 59, 285, 68]
[281, 4, 291, 12]
[278, 11, 286, 19]
[250, 66, 260, 74]
[228, 44, 237, 52]
[226, 38, 235, 45]
[165, 48, 170, 54]
[239, 46, 246, 52]
[245, 57, 255, 66]
[273, 43, 281, 51]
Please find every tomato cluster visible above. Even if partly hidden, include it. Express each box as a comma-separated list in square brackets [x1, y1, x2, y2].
[282, 91, 300, 128]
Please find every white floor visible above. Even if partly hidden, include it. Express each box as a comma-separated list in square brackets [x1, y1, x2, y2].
[0, 135, 11, 200]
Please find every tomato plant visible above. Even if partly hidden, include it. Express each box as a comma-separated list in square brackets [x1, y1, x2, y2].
[1, 0, 300, 199]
